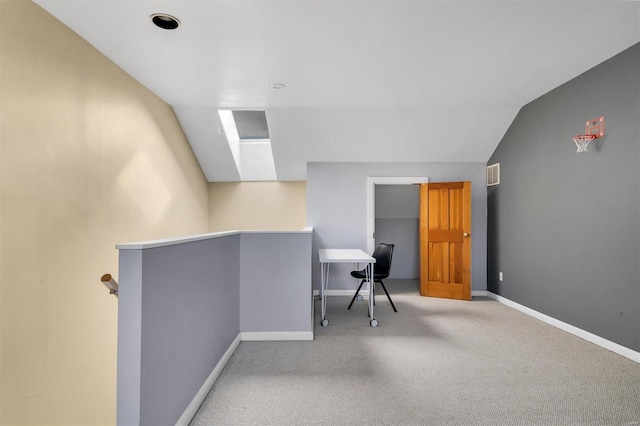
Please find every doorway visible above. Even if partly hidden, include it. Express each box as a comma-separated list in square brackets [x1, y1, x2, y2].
[366, 177, 429, 269]
[366, 177, 428, 301]
[374, 185, 420, 279]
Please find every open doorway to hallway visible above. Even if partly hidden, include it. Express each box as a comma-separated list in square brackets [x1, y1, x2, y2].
[374, 184, 420, 281]
[366, 177, 428, 297]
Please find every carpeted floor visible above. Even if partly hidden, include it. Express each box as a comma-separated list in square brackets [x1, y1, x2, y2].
[190, 280, 640, 425]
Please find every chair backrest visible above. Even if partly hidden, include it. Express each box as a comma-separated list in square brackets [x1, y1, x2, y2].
[372, 243, 394, 278]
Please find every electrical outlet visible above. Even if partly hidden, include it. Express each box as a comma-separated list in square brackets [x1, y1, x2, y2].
[499, 272, 504, 282]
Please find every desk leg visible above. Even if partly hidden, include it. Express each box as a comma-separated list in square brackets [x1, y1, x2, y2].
[320, 263, 329, 327]
[368, 262, 378, 327]
[354, 263, 364, 302]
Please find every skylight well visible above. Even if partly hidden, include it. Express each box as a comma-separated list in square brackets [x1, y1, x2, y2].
[218, 110, 277, 181]
[234, 110, 270, 141]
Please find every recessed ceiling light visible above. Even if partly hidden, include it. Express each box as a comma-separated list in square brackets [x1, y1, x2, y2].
[270, 83, 286, 90]
[151, 13, 180, 30]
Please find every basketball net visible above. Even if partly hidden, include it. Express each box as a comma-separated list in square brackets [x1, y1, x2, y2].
[573, 134, 596, 153]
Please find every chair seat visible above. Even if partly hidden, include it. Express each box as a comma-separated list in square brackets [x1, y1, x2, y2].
[350, 270, 387, 280]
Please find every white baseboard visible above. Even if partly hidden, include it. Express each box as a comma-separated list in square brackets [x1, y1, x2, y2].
[310, 292, 315, 332]
[241, 331, 314, 341]
[313, 289, 369, 297]
[176, 328, 314, 425]
[316, 289, 489, 297]
[175, 333, 242, 426]
[487, 292, 640, 364]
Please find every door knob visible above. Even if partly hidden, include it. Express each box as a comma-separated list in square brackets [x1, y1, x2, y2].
[463, 232, 471, 237]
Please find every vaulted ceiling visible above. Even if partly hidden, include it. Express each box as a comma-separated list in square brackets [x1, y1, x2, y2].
[34, 0, 640, 181]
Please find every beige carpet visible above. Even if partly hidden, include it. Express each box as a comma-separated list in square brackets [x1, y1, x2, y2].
[190, 280, 640, 425]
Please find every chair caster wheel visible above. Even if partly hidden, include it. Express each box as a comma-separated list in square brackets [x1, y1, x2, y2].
[321, 319, 329, 327]
[357, 295, 363, 301]
[370, 319, 378, 327]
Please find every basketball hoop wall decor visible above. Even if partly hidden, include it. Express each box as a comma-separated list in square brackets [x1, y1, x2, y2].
[573, 116, 605, 153]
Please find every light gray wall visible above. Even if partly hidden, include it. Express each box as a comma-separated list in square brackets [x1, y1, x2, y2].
[117, 250, 143, 426]
[375, 219, 419, 279]
[307, 162, 487, 291]
[374, 185, 420, 279]
[375, 185, 420, 218]
[487, 43, 640, 351]
[117, 230, 314, 425]
[140, 236, 241, 426]
[240, 232, 313, 332]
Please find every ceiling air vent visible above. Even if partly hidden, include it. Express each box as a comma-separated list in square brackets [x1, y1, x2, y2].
[487, 163, 500, 186]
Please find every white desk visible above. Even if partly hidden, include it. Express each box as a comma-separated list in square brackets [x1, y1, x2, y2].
[318, 249, 377, 327]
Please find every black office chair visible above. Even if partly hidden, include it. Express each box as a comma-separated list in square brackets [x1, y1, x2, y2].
[347, 243, 397, 312]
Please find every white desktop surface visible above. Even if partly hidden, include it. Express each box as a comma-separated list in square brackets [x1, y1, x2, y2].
[318, 248, 378, 327]
[319, 249, 376, 264]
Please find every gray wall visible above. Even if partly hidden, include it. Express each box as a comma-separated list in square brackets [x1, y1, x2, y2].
[487, 43, 640, 351]
[117, 250, 143, 426]
[117, 235, 241, 426]
[375, 185, 420, 219]
[117, 230, 313, 426]
[142, 236, 240, 426]
[140, 237, 241, 425]
[240, 232, 313, 332]
[375, 185, 420, 279]
[307, 162, 487, 291]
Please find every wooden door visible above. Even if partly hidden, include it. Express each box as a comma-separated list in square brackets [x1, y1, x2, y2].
[419, 182, 472, 300]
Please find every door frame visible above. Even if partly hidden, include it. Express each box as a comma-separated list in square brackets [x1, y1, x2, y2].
[366, 176, 430, 254]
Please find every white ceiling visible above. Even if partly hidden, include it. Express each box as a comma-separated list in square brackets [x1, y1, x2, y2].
[34, 0, 640, 181]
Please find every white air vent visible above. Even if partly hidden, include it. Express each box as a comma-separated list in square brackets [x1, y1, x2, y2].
[487, 163, 500, 186]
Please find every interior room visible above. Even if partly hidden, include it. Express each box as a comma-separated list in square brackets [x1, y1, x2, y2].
[375, 185, 420, 281]
[0, 1, 638, 425]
